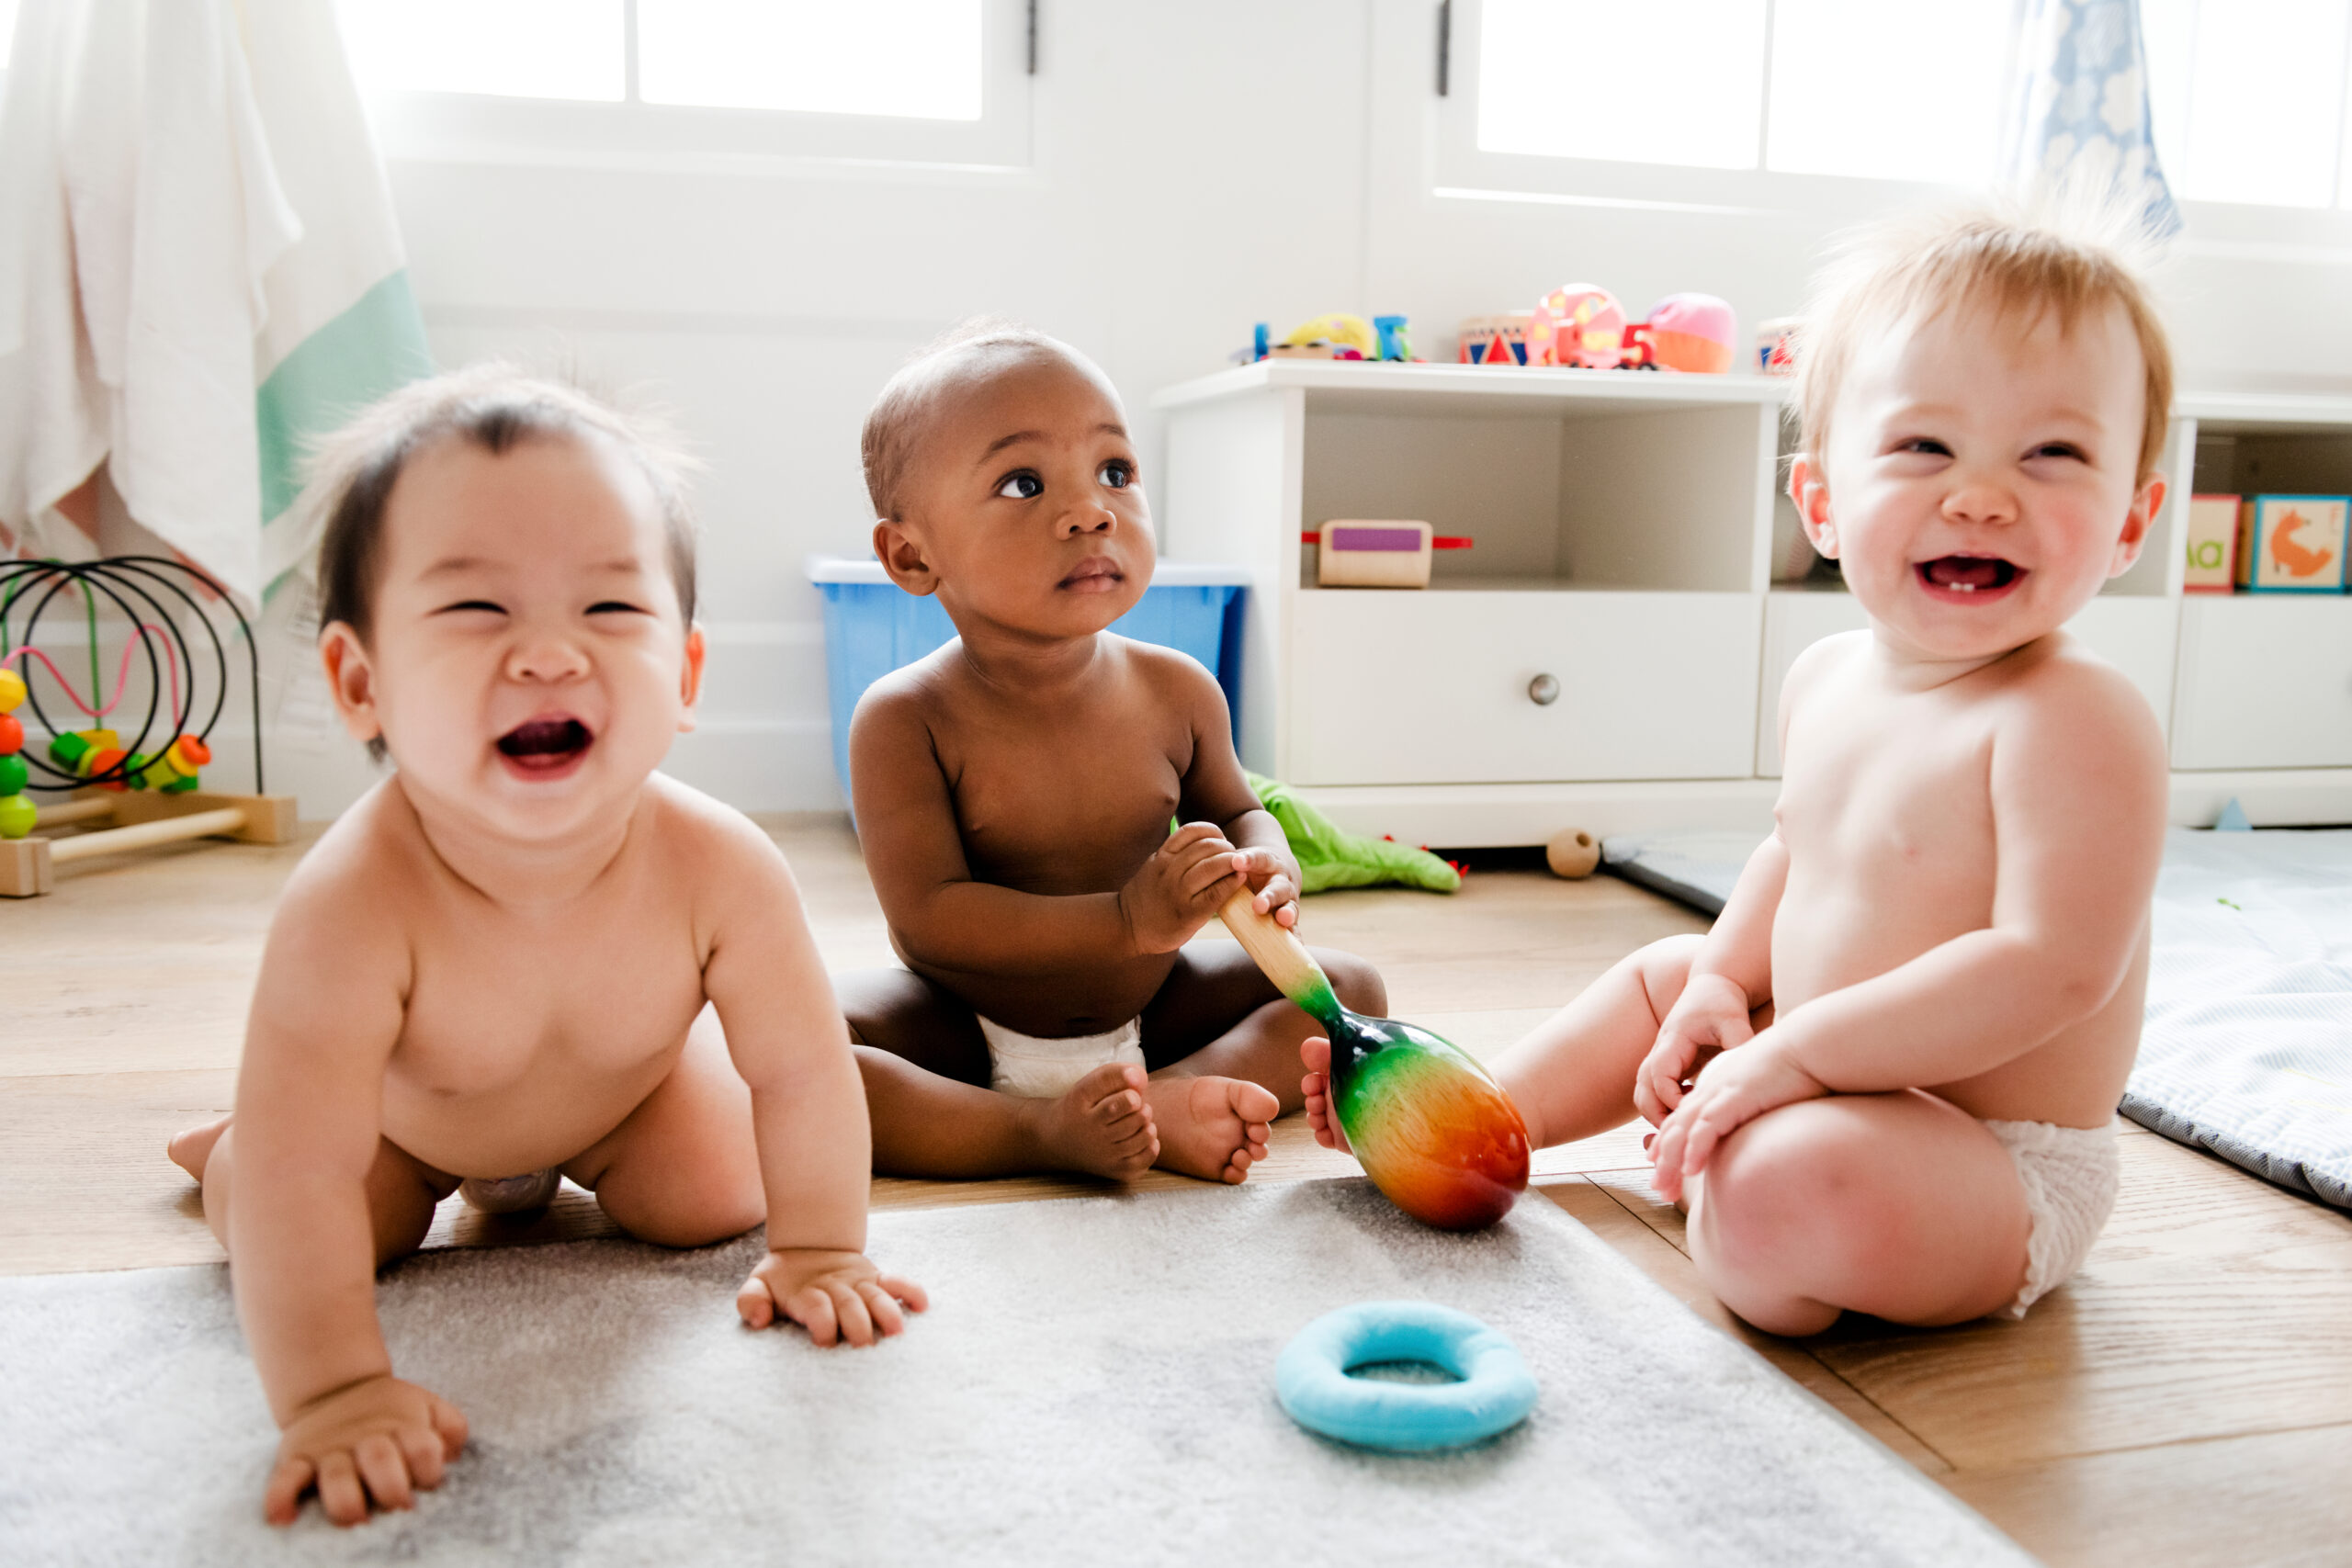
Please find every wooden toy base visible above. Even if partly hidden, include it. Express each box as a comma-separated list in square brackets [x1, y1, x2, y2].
[0, 791, 298, 897]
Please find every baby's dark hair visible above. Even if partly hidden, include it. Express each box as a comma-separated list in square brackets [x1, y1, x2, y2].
[301, 365, 699, 762]
[308, 364, 699, 644]
[860, 318, 1102, 522]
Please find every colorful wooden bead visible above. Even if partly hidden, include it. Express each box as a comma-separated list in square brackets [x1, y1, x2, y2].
[0, 712, 20, 756]
[0, 793, 33, 840]
[0, 668, 22, 714]
[0, 754, 23, 795]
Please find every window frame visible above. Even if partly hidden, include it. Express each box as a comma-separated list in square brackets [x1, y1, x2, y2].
[349, 0, 1035, 177]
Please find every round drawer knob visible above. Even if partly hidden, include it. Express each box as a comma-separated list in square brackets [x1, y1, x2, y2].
[1528, 673, 1560, 706]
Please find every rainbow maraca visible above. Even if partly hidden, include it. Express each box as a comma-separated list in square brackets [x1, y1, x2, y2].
[1219, 888, 1530, 1230]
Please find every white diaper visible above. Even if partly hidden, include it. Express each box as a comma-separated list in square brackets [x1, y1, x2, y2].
[1982, 1117, 2120, 1320]
[978, 1015, 1147, 1100]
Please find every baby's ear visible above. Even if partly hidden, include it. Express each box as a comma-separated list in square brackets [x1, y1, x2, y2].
[678, 623, 707, 729]
[873, 519, 940, 596]
[1788, 455, 1838, 559]
[2109, 471, 2167, 578]
[319, 623, 385, 748]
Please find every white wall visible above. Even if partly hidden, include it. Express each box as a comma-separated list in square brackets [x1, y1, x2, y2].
[281, 0, 2352, 818]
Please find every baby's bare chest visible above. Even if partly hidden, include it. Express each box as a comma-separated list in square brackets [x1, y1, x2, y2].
[1778, 697, 1998, 904]
[941, 712, 1191, 892]
[390, 904, 708, 1097]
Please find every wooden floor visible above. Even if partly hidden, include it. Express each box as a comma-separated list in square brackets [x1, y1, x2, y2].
[6, 815, 2351, 1566]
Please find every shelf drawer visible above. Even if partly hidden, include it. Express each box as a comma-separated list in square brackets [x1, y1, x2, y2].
[2174, 596, 2352, 770]
[1288, 591, 1761, 785]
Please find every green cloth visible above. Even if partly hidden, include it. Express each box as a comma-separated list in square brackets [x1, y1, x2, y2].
[1249, 773, 1460, 895]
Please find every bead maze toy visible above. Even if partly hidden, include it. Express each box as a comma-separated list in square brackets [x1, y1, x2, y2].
[1217, 886, 1530, 1230]
[0, 557, 294, 897]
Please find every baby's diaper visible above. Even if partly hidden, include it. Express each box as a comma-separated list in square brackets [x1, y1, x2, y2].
[458, 1167, 560, 1214]
[978, 1015, 1146, 1100]
[1983, 1116, 2120, 1319]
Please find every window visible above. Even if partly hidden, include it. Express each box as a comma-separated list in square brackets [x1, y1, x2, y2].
[335, 0, 1027, 173]
[2142, 0, 2352, 209]
[1470, 0, 2009, 187]
[1453, 0, 2352, 221]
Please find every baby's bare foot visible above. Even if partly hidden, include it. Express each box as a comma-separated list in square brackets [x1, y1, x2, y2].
[1147, 1076, 1278, 1184]
[1026, 1063, 1158, 1180]
[168, 1115, 232, 1181]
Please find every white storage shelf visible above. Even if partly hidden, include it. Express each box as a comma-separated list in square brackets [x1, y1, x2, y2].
[1153, 362, 2352, 846]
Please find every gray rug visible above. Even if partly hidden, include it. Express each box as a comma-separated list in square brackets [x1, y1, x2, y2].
[1, 1180, 2027, 1567]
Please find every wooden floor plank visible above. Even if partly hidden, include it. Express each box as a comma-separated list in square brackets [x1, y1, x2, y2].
[1939, 1424, 2352, 1568]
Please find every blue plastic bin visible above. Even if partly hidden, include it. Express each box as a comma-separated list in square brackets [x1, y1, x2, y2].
[808, 557, 1250, 803]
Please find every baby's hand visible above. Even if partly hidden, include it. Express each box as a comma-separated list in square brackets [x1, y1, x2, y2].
[1647, 1034, 1826, 1205]
[264, 1374, 468, 1529]
[1634, 973, 1757, 1125]
[736, 1247, 929, 1347]
[1119, 821, 1247, 954]
[1299, 1034, 1351, 1155]
[1233, 844, 1303, 930]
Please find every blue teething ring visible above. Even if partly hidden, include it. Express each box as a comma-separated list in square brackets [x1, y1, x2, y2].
[1275, 1301, 1538, 1452]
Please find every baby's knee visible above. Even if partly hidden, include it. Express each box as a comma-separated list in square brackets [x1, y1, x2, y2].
[1634, 932, 1709, 1012]
[1699, 1106, 1890, 1274]
[1316, 949, 1387, 1018]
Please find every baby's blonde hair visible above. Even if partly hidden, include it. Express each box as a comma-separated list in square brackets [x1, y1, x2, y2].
[1794, 206, 2174, 483]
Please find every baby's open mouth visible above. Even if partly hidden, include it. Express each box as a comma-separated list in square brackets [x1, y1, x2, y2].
[1917, 555, 2021, 594]
[495, 716, 593, 773]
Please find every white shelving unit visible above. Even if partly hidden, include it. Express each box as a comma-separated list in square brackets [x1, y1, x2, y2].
[1152, 361, 2352, 846]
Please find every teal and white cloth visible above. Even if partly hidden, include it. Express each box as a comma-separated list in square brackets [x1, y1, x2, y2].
[0, 0, 431, 606]
[2001, 0, 2182, 240]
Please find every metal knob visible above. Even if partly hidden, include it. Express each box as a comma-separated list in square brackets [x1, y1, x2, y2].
[1528, 673, 1560, 706]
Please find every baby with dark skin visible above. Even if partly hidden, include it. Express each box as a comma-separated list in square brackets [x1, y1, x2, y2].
[840, 324, 1385, 1183]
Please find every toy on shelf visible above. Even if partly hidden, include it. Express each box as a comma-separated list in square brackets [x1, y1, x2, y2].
[1622, 293, 1737, 374]
[1301, 521, 1473, 589]
[1545, 829, 1599, 879]
[1217, 886, 1530, 1230]
[0, 556, 294, 897]
[2234, 495, 2349, 592]
[1241, 312, 1419, 366]
[1529, 283, 1626, 369]
[1457, 311, 1533, 367]
[1756, 316, 1800, 376]
[2184, 494, 2240, 592]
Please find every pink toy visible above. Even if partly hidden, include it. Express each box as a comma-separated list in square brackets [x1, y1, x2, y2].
[1529, 285, 1624, 369]
[1623, 293, 1737, 374]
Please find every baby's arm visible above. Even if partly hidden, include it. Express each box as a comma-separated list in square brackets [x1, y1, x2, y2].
[697, 814, 925, 1344]
[1171, 659, 1305, 928]
[231, 875, 466, 1526]
[850, 682, 1249, 974]
[1632, 829, 1783, 1122]
[1654, 662, 2168, 1194]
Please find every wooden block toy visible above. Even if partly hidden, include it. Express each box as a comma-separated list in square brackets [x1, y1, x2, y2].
[1623, 294, 1736, 374]
[1304, 522, 1474, 588]
[2234, 495, 2348, 592]
[1457, 312, 1532, 366]
[2184, 494, 2240, 592]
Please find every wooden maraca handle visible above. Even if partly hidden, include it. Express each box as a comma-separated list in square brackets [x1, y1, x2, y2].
[1216, 885, 1332, 1005]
